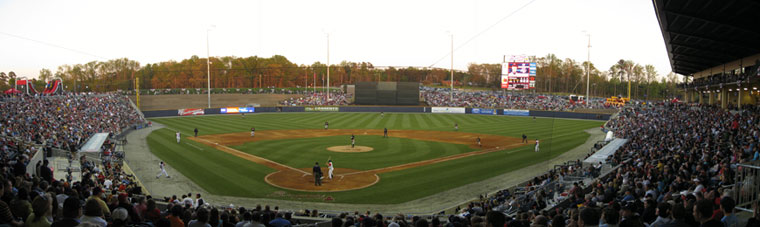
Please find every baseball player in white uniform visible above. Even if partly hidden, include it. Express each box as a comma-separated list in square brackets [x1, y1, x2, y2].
[327, 159, 334, 179]
[176, 131, 181, 143]
[250, 127, 255, 137]
[535, 139, 540, 152]
[156, 161, 170, 178]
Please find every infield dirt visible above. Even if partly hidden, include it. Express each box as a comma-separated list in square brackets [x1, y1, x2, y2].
[189, 129, 527, 192]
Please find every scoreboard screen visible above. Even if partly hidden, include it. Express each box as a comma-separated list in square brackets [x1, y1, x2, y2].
[501, 62, 536, 90]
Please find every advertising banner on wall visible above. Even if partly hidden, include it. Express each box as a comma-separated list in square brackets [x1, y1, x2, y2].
[503, 109, 529, 116]
[178, 108, 205, 116]
[431, 107, 466, 114]
[221, 107, 255, 114]
[305, 107, 339, 112]
[471, 108, 496, 115]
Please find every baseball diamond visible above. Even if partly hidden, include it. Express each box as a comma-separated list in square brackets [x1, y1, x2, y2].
[147, 112, 601, 204]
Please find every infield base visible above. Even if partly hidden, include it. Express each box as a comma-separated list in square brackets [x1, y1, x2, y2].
[327, 145, 373, 153]
[265, 168, 379, 192]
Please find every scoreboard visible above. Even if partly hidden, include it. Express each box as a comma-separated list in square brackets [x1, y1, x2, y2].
[501, 55, 536, 90]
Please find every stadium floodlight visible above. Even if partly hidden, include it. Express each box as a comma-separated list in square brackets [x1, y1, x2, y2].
[207, 25, 216, 108]
[583, 31, 591, 106]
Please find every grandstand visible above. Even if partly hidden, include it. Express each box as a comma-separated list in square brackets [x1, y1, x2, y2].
[0, 1, 758, 227]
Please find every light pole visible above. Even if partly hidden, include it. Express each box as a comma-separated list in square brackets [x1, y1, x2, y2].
[206, 26, 215, 108]
[584, 32, 591, 106]
[326, 33, 330, 100]
[450, 33, 454, 103]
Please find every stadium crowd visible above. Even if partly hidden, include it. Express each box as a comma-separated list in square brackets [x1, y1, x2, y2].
[279, 92, 352, 106]
[422, 88, 612, 111]
[1, 91, 759, 227]
[0, 93, 143, 151]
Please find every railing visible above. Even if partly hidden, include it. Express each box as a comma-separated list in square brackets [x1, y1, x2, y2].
[734, 162, 760, 213]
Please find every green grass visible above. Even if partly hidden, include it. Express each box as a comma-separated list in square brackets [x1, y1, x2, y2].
[148, 113, 602, 204]
[231, 135, 476, 170]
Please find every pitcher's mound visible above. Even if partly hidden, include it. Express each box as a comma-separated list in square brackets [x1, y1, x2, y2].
[327, 145, 373, 153]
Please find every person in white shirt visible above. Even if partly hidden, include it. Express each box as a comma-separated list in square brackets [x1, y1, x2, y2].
[176, 131, 181, 143]
[157, 161, 170, 178]
[327, 159, 334, 180]
[535, 139, 540, 152]
[103, 178, 112, 190]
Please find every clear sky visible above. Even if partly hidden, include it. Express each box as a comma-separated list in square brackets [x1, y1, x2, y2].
[0, 0, 673, 80]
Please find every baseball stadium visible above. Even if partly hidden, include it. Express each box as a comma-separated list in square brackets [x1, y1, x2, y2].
[1, 0, 759, 227]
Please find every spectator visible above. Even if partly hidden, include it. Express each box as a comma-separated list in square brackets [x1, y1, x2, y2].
[26, 194, 53, 227]
[720, 197, 738, 227]
[80, 199, 107, 227]
[694, 200, 721, 227]
[268, 213, 291, 227]
[51, 197, 81, 227]
[188, 208, 212, 227]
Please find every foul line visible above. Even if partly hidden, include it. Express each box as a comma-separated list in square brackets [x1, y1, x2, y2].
[190, 137, 310, 175]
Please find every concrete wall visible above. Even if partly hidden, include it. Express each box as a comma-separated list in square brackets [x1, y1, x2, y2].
[142, 107, 611, 121]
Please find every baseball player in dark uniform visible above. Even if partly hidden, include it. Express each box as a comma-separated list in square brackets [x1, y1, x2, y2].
[522, 134, 527, 143]
[454, 123, 458, 131]
[312, 162, 322, 186]
[384, 128, 388, 138]
[194, 128, 198, 137]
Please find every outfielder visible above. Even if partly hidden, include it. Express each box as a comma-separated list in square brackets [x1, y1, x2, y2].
[327, 159, 334, 180]
[156, 161, 170, 178]
[176, 131, 181, 143]
[324, 121, 329, 130]
[250, 127, 255, 137]
[454, 123, 459, 131]
[351, 134, 355, 148]
[535, 139, 540, 152]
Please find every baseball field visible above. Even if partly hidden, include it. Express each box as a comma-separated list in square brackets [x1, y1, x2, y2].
[147, 112, 602, 204]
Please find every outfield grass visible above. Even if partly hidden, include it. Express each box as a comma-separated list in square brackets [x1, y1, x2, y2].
[148, 113, 602, 204]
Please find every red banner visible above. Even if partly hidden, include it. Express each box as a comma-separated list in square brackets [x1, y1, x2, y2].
[178, 108, 205, 116]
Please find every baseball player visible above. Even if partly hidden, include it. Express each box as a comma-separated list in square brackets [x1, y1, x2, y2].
[522, 134, 527, 143]
[312, 162, 322, 186]
[351, 134, 355, 148]
[176, 131, 181, 143]
[454, 123, 458, 131]
[477, 137, 481, 147]
[156, 161, 170, 178]
[535, 139, 540, 152]
[250, 127, 255, 137]
[384, 128, 388, 138]
[194, 128, 198, 137]
[324, 121, 329, 130]
[381, 112, 384, 118]
[327, 158, 334, 180]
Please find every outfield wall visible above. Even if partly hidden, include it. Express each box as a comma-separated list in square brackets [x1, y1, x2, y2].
[142, 106, 611, 121]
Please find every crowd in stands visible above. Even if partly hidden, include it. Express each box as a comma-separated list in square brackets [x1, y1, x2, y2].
[422, 87, 612, 111]
[2, 90, 760, 227]
[0, 93, 143, 152]
[279, 92, 352, 106]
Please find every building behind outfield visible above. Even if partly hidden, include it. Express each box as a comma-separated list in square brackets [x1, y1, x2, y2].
[653, 0, 760, 108]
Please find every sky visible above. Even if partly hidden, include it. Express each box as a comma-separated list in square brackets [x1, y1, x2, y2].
[0, 0, 673, 80]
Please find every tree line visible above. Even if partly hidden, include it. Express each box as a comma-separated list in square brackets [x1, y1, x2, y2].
[0, 54, 682, 100]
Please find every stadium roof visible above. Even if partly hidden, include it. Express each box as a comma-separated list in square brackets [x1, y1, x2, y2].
[653, 0, 760, 76]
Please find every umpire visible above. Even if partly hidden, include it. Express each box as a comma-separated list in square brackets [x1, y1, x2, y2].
[313, 162, 323, 186]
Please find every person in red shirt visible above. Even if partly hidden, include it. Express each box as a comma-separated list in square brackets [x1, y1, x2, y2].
[166, 205, 184, 227]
